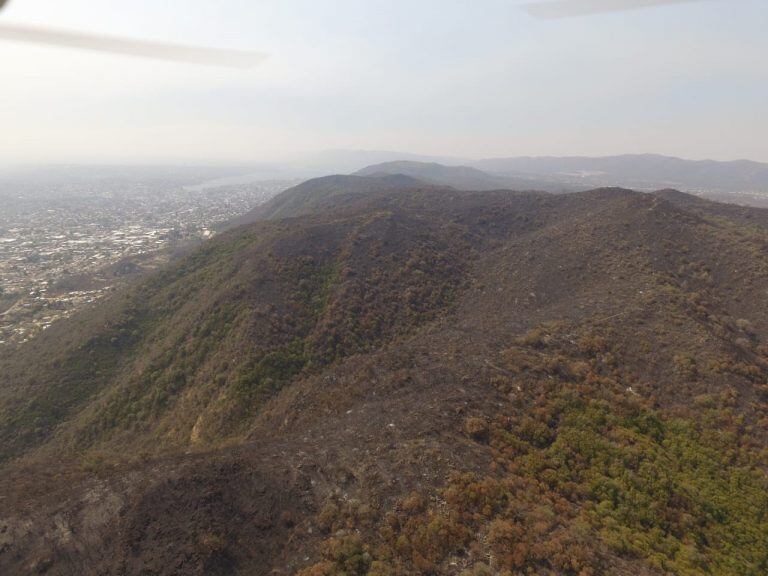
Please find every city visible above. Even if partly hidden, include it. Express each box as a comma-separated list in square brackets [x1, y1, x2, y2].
[0, 173, 294, 346]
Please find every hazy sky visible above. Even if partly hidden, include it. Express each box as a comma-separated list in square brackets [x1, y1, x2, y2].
[1, 0, 766, 164]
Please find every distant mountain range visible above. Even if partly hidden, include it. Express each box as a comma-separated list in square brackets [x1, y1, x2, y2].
[275, 150, 768, 196]
[472, 154, 768, 194]
[346, 154, 768, 206]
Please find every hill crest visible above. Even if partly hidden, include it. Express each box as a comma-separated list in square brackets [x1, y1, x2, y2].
[3, 185, 768, 575]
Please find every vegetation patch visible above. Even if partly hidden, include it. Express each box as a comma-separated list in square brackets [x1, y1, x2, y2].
[301, 326, 768, 575]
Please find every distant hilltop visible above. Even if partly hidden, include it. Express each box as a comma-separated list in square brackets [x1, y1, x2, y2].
[270, 150, 768, 202]
[471, 153, 768, 194]
[345, 153, 768, 207]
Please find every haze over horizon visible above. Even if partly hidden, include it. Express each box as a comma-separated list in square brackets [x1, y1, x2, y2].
[4, 149, 768, 172]
[1, 0, 767, 164]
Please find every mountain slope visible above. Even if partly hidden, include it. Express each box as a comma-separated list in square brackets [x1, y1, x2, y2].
[2, 183, 768, 575]
[226, 173, 438, 228]
[0, 188, 479, 464]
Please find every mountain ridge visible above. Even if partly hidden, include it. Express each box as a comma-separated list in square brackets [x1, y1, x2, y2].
[2, 180, 768, 574]
[473, 153, 768, 194]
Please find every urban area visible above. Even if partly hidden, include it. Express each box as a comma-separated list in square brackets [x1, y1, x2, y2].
[0, 170, 292, 346]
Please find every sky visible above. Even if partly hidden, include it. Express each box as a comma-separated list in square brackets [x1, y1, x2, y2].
[0, 0, 766, 164]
